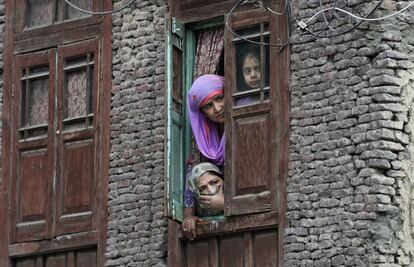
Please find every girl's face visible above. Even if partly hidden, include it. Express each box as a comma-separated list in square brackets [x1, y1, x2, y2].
[201, 94, 225, 124]
[242, 54, 261, 89]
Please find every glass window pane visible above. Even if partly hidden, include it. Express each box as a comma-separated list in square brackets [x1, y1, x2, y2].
[66, 69, 88, 118]
[233, 24, 270, 107]
[66, 0, 92, 20]
[27, 0, 54, 28]
[64, 54, 94, 125]
[29, 78, 49, 126]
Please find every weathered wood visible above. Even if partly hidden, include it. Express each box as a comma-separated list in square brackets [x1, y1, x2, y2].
[170, 0, 236, 23]
[2, 0, 111, 265]
[224, 7, 278, 216]
[14, 24, 103, 54]
[193, 211, 278, 238]
[167, 220, 184, 267]
[97, 5, 113, 266]
[11, 50, 55, 243]
[9, 231, 98, 257]
[274, 4, 290, 265]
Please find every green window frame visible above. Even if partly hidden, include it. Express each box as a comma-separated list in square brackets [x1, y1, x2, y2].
[165, 17, 224, 222]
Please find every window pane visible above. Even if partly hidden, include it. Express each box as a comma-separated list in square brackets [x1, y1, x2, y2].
[27, 0, 54, 28]
[66, 69, 87, 118]
[233, 24, 270, 107]
[29, 79, 49, 126]
[63, 54, 94, 130]
[66, 0, 92, 20]
[20, 65, 49, 139]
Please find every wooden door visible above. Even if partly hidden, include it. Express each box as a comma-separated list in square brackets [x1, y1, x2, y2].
[3, 39, 106, 267]
[1, 0, 111, 266]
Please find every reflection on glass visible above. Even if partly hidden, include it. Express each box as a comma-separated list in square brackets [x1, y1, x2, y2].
[27, 0, 54, 28]
[66, 0, 92, 20]
[234, 25, 270, 107]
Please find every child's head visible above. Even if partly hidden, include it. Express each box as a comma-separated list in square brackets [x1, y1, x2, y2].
[242, 52, 261, 89]
[237, 45, 262, 91]
[189, 162, 223, 198]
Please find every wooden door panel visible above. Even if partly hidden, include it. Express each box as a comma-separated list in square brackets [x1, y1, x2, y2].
[253, 230, 278, 267]
[56, 138, 95, 235]
[14, 147, 49, 242]
[225, 8, 279, 217]
[171, 219, 279, 267]
[227, 112, 273, 215]
[12, 248, 97, 267]
[233, 114, 270, 193]
[219, 235, 244, 267]
[186, 239, 211, 267]
[12, 50, 55, 243]
[76, 248, 97, 267]
[44, 254, 66, 267]
[55, 39, 100, 236]
[14, 257, 37, 267]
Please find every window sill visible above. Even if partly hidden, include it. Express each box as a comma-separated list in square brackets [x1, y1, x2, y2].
[179, 211, 279, 239]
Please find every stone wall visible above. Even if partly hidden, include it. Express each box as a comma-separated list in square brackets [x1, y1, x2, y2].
[106, 0, 167, 266]
[287, 1, 414, 266]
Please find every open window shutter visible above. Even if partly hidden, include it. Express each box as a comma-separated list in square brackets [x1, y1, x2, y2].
[224, 9, 279, 216]
[166, 18, 186, 221]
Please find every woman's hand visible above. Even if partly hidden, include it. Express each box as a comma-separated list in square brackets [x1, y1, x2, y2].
[199, 187, 224, 213]
[182, 215, 202, 240]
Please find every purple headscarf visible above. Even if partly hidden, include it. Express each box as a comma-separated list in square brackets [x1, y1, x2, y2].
[187, 74, 225, 167]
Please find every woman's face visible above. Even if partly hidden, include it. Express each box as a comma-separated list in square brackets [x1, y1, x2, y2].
[201, 94, 225, 124]
[242, 53, 261, 89]
[197, 172, 224, 196]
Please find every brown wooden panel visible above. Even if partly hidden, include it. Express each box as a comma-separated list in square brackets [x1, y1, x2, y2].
[171, 0, 236, 23]
[14, 257, 37, 267]
[55, 38, 100, 236]
[13, 139, 51, 243]
[234, 114, 269, 194]
[63, 140, 94, 213]
[186, 239, 210, 267]
[219, 235, 244, 267]
[195, 211, 278, 238]
[75, 248, 97, 267]
[14, 24, 103, 54]
[9, 231, 97, 257]
[44, 254, 66, 267]
[224, 5, 279, 217]
[253, 230, 278, 267]
[56, 139, 95, 235]
[12, 247, 97, 267]
[18, 149, 48, 221]
[11, 49, 55, 243]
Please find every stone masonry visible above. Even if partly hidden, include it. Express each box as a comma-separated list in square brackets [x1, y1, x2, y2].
[287, 0, 414, 266]
[104, 0, 414, 266]
[106, 0, 168, 266]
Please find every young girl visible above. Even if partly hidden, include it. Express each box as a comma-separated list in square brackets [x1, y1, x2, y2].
[237, 45, 262, 92]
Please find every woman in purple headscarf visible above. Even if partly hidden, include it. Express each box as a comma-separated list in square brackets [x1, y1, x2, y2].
[187, 74, 225, 166]
[182, 74, 225, 240]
